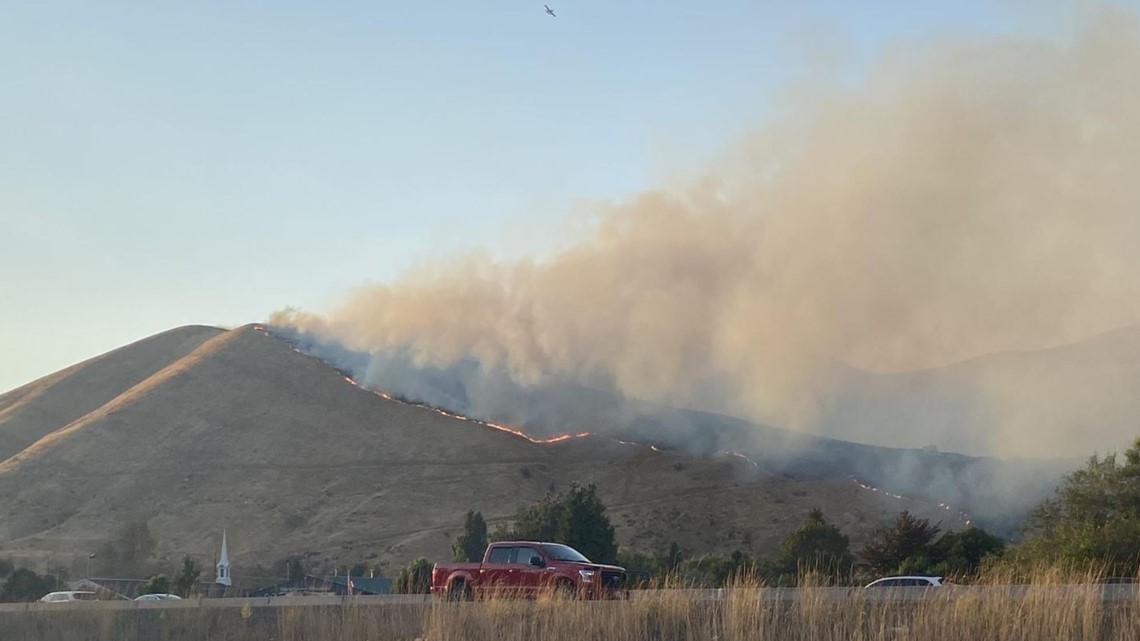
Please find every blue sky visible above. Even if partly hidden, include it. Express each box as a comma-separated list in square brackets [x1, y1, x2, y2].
[0, 1, 1100, 391]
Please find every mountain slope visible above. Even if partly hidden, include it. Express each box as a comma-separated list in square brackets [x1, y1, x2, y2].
[276, 328, 1070, 535]
[0, 325, 972, 577]
[819, 324, 1140, 458]
[0, 325, 225, 463]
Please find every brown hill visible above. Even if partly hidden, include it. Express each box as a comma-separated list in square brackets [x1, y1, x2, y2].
[819, 324, 1140, 458]
[0, 325, 966, 578]
[0, 325, 224, 462]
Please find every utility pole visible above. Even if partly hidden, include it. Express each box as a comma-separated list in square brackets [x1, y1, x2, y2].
[87, 553, 97, 579]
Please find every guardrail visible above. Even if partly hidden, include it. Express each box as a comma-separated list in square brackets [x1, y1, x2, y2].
[1, 585, 1135, 613]
[0, 593, 433, 613]
[634, 585, 1140, 602]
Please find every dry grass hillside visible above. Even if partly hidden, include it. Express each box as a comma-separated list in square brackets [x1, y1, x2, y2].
[0, 325, 224, 462]
[0, 325, 968, 578]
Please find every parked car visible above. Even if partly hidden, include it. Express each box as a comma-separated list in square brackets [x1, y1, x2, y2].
[135, 593, 183, 601]
[39, 591, 98, 603]
[431, 541, 627, 600]
[865, 576, 944, 588]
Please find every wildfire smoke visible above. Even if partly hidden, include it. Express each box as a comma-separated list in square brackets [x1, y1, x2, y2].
[272, 9, 1140, 460]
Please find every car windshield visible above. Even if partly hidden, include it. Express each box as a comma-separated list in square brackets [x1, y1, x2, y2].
[540, 544, 590, 563]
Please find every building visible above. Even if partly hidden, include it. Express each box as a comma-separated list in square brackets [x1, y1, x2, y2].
[215, 530, 231, 587]
[68, 577, 253, 599]
[68, 578, 147, 600]
[303, 574, 392, 595]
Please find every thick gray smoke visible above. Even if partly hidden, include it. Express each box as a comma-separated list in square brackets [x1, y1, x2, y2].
[273, 9, 1140, 462]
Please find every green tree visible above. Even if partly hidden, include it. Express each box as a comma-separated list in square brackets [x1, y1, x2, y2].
[616, 548, 662, 587]
[94, 521, 157, 577]
[392, 558, 432, 594]
[777, 508, 853, 582]
[562, 483, 619, 564]
[660, 541, 684, 574]
[173, 556, 201, 597]
[499, 483, 618, 564]
[453, 510, 488, 562]
[679, 550, 758, 587]
[0, 558, 12, 579]
[1020, 438, 1140, 574]
[138, 574, 171, 596]
[0, 568, 56, 603]
[861, 511, 940, 575]
[504, 493, 563, 541]
[930, 527, 1006, 577]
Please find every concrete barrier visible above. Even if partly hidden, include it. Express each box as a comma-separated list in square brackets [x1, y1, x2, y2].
[1, 584, 1134, 613]
[0, 593, 434, 613]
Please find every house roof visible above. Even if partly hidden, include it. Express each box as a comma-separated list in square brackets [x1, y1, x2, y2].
[69, 578, 146, 600]
[69, 577, 253, 599]
[306, 574, 391, 595]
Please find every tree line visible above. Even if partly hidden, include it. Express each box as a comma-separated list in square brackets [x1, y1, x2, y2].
[9, 437, 1139, 599]
[394, 438, 1140, 591]
[0, 560, 56, 602]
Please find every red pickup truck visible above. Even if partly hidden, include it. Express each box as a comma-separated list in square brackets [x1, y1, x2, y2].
[431, 541, 628, 600]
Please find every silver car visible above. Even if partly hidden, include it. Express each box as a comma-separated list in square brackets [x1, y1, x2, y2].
[865, 576, 944, 588]
[40, 591, 98, 603]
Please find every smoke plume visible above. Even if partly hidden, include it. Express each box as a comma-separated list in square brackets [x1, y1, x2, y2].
[273, 9, 1140, 460]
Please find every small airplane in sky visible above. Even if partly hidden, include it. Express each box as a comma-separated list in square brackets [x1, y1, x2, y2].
[544, 4, 556, 17]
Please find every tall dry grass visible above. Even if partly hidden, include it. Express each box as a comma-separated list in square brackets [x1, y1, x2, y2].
[2, 568, 1138, 640]
[423, 568, 1140, 641]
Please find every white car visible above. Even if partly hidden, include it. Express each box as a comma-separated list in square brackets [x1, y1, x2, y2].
[39, 591, 98, 603]
[864, 576, 944, 588]
[135, 593, 183, 601]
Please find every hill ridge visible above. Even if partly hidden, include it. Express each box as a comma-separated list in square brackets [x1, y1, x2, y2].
[0, 325, 225, 461]
[0, 328, 242, 473]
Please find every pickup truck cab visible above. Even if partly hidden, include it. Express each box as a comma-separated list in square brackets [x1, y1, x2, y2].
[431, 541, 627, 600]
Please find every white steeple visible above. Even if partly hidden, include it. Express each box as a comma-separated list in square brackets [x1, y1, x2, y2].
[215, 530, 232, 586]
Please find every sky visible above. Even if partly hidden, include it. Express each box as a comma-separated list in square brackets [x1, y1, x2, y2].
[0, 0, 1107, 392]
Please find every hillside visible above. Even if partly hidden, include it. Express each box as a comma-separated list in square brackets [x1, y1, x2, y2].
[818, 324, 1140, 459]
[0, 325, 972, 578]
[278, 327, 1072, 534]
[0, 326, 225, 462]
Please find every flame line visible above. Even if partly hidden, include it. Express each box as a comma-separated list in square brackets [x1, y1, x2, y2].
[339, 374, 593, 445]
[256, 325, 763, 465]
[848, 476, 972, 526]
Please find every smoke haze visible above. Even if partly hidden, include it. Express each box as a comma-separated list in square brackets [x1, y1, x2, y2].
[273, 9, 1140, 459]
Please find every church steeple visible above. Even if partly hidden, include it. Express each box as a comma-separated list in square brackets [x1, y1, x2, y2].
[216, 530, 232, 586]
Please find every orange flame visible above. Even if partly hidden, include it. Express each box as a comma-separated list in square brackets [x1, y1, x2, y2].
[848, 476, 972, 525]
[726, 451, 760, 468]
[342, 375, 594, 445]
[258, 326, 890, 488]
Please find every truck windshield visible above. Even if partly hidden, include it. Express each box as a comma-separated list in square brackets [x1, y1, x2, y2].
[540, 544, 590, 563]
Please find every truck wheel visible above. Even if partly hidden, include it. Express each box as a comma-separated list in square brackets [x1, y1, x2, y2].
[448, 580, 472, 602]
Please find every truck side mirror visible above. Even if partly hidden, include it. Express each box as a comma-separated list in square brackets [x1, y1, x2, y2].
[529, 556, 545, 568]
